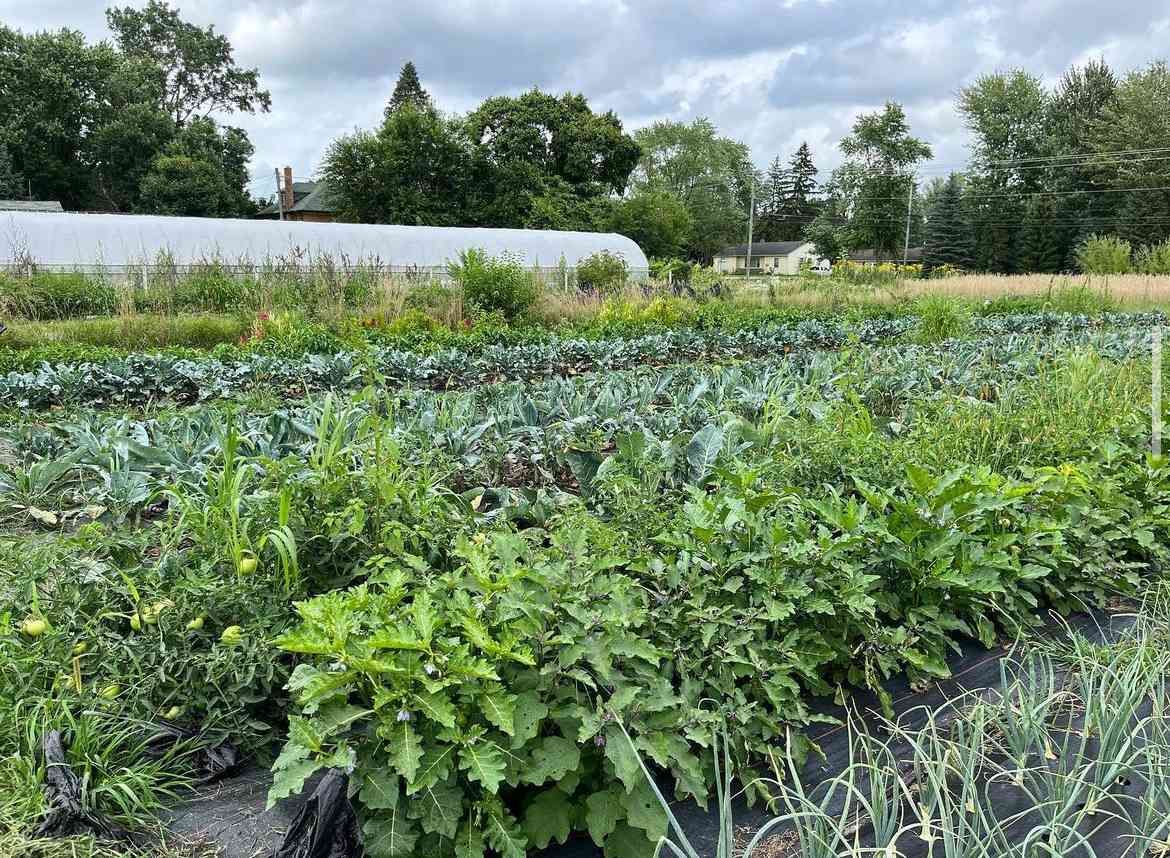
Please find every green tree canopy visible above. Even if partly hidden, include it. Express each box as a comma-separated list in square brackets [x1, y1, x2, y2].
[106, 0, 271, 125]
[463, 90, 639, 196]
[323, 104, 472, 225]
[608, 188, 694, 258]
[818, 102, 932, 260]
[629, 118, 753, 261]
[0, 5, 264, 215]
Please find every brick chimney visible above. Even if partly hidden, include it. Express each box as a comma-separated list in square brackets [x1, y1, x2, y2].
[282, 166, 294, 212]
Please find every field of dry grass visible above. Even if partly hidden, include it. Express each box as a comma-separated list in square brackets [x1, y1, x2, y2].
[742, 272, 1170, 310]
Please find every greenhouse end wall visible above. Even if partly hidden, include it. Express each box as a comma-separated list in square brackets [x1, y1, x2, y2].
[0, 211, 650, 279]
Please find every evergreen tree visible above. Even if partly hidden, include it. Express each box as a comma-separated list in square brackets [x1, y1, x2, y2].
[0, 146, 24, 197]
[922, 173, 973, 272]
[775, 142, 818, 241]
[1016, 198, 1065, 273]
[756, 155, 790, 241]
[386, 61, 432, 117]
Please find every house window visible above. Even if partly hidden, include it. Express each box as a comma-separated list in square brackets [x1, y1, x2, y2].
[773, 257, 780, 266]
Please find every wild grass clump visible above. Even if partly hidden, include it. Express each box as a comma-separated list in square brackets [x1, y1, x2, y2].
[1, 314, 249, 350]
[915, 294, 972, 343]
[0, 272, 117, 320]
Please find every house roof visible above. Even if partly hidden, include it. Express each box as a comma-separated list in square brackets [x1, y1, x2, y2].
[0, 199, 63, 212]
[255, 180, 338, 217]
[847, 247, 924, 263]
[716, 240, 809, 257]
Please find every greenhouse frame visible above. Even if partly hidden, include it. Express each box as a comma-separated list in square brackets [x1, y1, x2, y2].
[0, 211, 649, 278]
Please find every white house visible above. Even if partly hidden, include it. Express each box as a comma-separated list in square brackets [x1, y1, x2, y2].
[712, 240, 827, 275]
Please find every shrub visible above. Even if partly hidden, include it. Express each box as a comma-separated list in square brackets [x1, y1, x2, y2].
[1136, 238, 1170, 274]
[1076, 234, 1132, 274]
[448, 249, 538, 320]
[0, 272, 117, 319]
[577, 250, 630, 294]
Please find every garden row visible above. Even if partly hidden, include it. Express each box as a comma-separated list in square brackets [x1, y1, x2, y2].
[3, 326, 1157, 522]
[1, 311, 1162, 409]
[3, 401, 1166, 857]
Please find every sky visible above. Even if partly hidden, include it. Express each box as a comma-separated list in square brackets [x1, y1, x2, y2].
[3, 0, 1169, 201]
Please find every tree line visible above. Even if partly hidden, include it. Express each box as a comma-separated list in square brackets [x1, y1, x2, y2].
[919, 59, 1170, 274]
[0, 0, 267, 217]
[3, 3, 1169, 274]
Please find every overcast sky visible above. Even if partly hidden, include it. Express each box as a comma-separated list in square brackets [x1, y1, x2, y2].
[3, 0, 1169, 200]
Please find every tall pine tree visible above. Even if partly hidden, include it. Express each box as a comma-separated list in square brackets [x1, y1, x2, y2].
[386, 61, 432, 117]
[757, 155, 791, 241]
[922, 173, 973, 272]
[777, 142, 818, 241]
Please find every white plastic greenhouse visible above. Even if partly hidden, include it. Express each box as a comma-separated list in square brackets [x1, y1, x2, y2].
[0, 211, 649, 276]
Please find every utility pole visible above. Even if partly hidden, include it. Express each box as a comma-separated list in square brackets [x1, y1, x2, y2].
[902, 175, 914, 265]
[274, 168, 285, 221]
[745, 178, 755, 284]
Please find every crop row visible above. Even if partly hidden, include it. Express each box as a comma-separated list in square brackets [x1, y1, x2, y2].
[3, 326, 1157, 525]
[0, 311, 1163, 409]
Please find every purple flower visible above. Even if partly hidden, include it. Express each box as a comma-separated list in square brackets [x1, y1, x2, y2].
[594, 734, 606, 748]
[396, 709, 412, 722]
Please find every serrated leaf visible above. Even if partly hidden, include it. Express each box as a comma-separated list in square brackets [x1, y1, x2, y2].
[520, 735, 580, 785]
[413, 690, 457, 729]
[415, 781, 463, 839]
[484, 805, 527, 858]
[284, 663, 354, 714]
[510, 691, 548, 749]
[459, 740, 507, 793]
[266, 757, 322, 809]
[357, 766, 400, 811]
[454, 822, 485, 858]
[407, 743, 456, 794]
[363, 808, 419, 858]
[522, 789, 573, 849]
[585, 785, 625, 846]
[479, 688, 517, 736]
[379, 720, 422, 782]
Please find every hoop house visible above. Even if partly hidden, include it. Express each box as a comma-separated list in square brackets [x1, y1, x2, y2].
[0, 211, 649, 276]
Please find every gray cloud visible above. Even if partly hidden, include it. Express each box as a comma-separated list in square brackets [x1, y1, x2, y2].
[1, 0, 1167, 196]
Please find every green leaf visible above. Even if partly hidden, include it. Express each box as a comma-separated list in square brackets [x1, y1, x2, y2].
[585, 785, 625, 846]
[522, 788, 574, 849]
[484, 805, 528, 858]
[357, 767, 400, 811]
[454, 822, 485, 858]
[520, 735, 580, 785]
[378, 719, 423, 782]
[407, 744, 457, 794]
[414, 690, 458, 729]
[603, 821, 657, 858]
[604, 726, 642, 793]
[363, 808, 419, 858]
[459, 740, 507, 793]
[415, 781, 463, 839]
[479, 687, 517, 736]
[266, 756, 322, 809]
[510, 691, 548, 748]
[285, 663, 354, 714]
[686, 423, 725, 480]
[623, 779, 668, 840]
